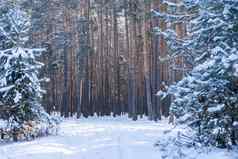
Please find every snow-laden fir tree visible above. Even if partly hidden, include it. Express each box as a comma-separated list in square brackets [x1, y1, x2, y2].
[153, 0, 238, 66]
[156, 0, 238, 148]
[0, 1, 58, 141]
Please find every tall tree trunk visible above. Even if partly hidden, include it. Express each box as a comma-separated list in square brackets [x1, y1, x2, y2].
[143, 0, 153, 121]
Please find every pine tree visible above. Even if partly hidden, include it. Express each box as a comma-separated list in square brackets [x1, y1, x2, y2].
[157, 0, 238, 148]
[0, 1, 57, 141]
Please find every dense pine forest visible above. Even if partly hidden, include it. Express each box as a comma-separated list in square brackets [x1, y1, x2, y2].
[0, 0, 238, 159]
[31, 0, 179, 119]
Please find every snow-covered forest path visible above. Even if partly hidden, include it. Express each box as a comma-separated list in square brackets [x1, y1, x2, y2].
[0, 117, 169, 159]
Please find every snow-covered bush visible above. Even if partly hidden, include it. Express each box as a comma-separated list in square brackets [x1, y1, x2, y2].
[156, 0, 238, 148]
[0, 1, 59, 142]
[154, 124, 238, 159]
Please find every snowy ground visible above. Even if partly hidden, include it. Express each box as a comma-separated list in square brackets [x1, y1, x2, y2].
[0, 116, 237, 159]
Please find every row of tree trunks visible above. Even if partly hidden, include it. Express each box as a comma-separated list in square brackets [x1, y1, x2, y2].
[31, 0, 186, 120]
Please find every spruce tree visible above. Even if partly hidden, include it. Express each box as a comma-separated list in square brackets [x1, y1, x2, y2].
[0, 1, 57, 141]
[156, 0, 238, 148]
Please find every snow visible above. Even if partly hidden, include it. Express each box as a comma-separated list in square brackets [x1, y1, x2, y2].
[233, 63, 238, 77]
[156, 90, 167, 99]
[0, 120, 7, 129]
[207, 104, 225, 113]
[233, 122, 238, 127]
[0, 85, 14, 93]
[0, 116, 237, 159]
[155, 123, 238, 159]
[14, 91, 22, 103]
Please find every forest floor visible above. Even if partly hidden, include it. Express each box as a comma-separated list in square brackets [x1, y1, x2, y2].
[0, 116, 237, 159]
